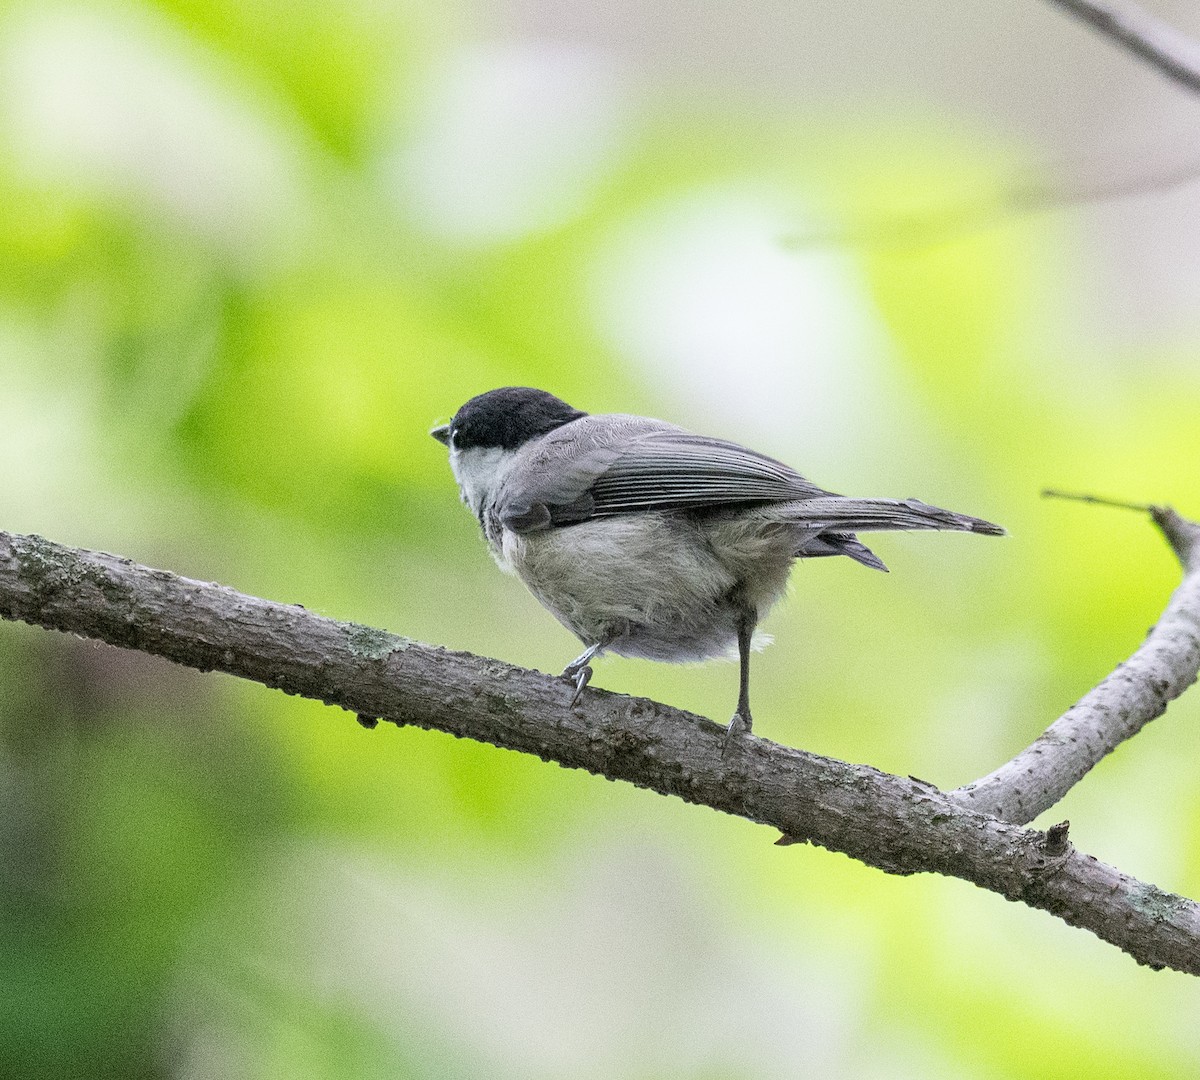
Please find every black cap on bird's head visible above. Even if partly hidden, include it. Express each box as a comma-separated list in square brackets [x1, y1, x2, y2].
[430, 387, 586, 451]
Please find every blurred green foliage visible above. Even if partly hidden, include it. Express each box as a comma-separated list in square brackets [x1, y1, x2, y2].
[2, 1, 1200, 1078]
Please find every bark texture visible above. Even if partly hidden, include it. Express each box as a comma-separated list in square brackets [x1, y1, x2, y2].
[1, 524, 1200, 974]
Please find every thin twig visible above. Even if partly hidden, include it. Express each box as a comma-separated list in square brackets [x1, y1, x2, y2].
[953, 503, 1200, 822]
[784, 156, 1200, 252]
[1042, 0, 1200, 96]
[1041, 489, 1154, 513]
[0, 528, 1199, 973]
[785, 1, 1200, 254]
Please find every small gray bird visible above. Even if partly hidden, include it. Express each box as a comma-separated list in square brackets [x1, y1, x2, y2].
[432, 387, 1003, 737]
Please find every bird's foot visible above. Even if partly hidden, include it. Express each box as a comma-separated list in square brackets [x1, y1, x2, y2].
[561, 643, 606, 706]
[723, 711, 753, 754]
[561, 663, 593, 706]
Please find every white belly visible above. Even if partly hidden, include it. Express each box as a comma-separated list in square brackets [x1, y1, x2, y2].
[502, 511, 795, 661]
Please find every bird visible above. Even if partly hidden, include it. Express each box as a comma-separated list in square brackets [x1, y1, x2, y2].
[431, 386, 1003, 738]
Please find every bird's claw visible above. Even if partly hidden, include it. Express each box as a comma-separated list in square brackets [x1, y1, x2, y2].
[563, 664, 593, 706]
[723, 711, 752, 754]
[728, 712, 752, 738]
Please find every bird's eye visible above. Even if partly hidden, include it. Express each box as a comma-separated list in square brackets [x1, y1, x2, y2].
[449, 427, 458, 448]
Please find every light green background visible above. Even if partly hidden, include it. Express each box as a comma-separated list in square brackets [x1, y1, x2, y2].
[1, 1, 1199, 1076]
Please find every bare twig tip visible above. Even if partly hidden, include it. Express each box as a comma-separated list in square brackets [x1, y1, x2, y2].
[1150, 506, 1200, 570]
[1044, 820, 1072, 856]
[1042, 489, 1200, 583]
[1041, 490, 1154, 513]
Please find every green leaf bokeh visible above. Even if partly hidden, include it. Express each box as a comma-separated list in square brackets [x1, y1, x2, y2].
[2, 2, 1199, 1077]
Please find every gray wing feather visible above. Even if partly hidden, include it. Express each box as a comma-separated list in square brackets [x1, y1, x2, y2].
[495, 415, 1005, 540]
[588, 435, 825, 511]
[496, 414, 831, 532]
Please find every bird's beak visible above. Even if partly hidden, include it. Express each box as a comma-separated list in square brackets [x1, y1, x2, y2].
[430, 424, 451, 446]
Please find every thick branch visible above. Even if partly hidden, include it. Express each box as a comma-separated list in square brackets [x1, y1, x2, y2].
[0, 530, 1199, 972]
[1043, 0, 1200, 94]
[953, 506, 1200, 823]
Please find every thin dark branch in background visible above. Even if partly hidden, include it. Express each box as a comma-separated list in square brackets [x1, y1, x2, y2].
[784, 157, 1200, 252]
[1, 521, 1200, 973]
[787, 1, 1200, 252]
[1043, 0, 1200, 95]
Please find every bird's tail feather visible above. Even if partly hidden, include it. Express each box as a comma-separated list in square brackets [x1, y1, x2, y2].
[795, 531, 890, 572]
[783, 497, 1005, 537]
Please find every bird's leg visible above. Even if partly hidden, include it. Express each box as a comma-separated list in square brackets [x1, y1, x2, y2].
[726, 611, 756, 741]
[561, 641, 606, 706]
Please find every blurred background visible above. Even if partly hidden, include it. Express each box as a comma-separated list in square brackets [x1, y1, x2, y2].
[3, 0, 1200, 1075]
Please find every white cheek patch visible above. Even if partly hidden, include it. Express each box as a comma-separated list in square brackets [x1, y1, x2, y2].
[450, 446, 516, 517]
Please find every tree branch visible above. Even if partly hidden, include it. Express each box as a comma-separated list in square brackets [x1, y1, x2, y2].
[952, 503, 1200, 823]
[1, 527, 1199, 974]
[784, 155, 1200, 252]
[1042, 0, 1200, 94]
[785, 1, 1200, 253]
